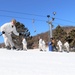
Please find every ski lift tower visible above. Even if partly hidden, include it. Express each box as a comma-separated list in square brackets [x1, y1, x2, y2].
[47, 12, 56, 40]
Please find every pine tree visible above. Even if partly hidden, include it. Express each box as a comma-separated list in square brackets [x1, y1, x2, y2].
[11, 22, 30, 49]
[53, 25, 67, 43]
[68, 29, 75, 47]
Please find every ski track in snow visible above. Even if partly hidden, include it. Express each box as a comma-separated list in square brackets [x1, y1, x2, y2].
[0, 48, 75, 75]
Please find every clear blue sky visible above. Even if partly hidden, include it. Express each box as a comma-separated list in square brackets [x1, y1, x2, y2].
[0, 0, 75, 43]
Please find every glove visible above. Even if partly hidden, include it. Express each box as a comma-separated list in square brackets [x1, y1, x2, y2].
[2, 31, 5, 34]
[19, 33, 22, 36]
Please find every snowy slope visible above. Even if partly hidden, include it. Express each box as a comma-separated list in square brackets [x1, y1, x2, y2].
[0, 48, 75, 75]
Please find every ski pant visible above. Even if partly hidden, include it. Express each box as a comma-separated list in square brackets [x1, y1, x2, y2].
[2, 33, 14, 47]
[42, 45, 46, 51]
[65, 46, 69, 52]
[23, 44, 27, 50]
[58, 45, 62, 52]
[53, 45, 58, 51]
[39, 44, 43, 50]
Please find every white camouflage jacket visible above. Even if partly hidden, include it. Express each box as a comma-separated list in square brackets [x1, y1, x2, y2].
[1, 22, 19, 36]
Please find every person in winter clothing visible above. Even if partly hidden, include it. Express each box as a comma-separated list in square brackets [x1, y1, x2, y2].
[0, 19, 22, 50]
[22, 37, 27, 51]
[51, 38, 58, 51]
[64, 41, 69, 53]
[39, 37, 43, 51]
[57, 40, 63, 52]
[42, 40, 46, 51]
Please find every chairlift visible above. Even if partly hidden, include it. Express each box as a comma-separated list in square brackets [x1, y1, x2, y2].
[32, 19, 36, 32]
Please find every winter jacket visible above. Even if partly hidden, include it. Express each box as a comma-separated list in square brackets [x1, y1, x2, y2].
[64, 42, 69, 48]
[1, 22, 19, 36]
[57, 40, 62, 46]
[39, 39, 43, 46]
[22, 38, 27, 45]
[42, 40, 45, 46]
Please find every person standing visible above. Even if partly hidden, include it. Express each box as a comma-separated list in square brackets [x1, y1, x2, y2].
[51, 38, 58, 51]
[64, 41, 69, 53]
[0, 19, 22, 50]
[39, 37, 43, 51]
[22, 37, 27, 51]
[42, 40, 46, 51]
[57, 40, 63, 52]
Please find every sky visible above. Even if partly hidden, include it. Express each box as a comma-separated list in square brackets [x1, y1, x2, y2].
[0, 0, 75, 43]
[0, 48, 75, 75]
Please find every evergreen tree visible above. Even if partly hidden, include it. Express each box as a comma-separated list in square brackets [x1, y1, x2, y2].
[53, 25, 67, 43]
[11, 22, 30, 49]
[68, 29, 75, 47]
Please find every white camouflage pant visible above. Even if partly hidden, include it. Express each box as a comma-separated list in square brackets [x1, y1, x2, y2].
[39, 44, 43, 50]
[23, 44, 27, 50]
[65, 46, 69, 52]
[3, 33, 14, 47]
[58, 45, 62, 51]
[42, 45, 46, 51]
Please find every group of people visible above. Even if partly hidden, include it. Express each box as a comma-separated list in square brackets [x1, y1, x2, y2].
[50, 38, 69, 53]
[0, 19, 27, 50]
[57, 39, 69, 53]
[0, 19, 70, 52]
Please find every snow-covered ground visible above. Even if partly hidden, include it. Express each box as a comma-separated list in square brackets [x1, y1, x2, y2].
[0, 48, 75, 75]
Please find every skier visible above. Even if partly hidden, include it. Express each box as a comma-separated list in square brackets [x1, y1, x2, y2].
[64, 41, 69, 53]
[22, 37, 27, 51]
[39, 37, 43, 51]
[42, 40, 46, 51]
[0, 19, 22, 50]
[57, 39, 63, 52]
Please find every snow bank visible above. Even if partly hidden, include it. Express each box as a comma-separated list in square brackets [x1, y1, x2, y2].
[0, 48, 75, 75]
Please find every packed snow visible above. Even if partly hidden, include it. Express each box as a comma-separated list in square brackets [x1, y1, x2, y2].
[0, 48, 75, 75]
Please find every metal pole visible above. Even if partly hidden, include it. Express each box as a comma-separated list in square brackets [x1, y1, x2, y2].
[47, 15, 50, 41]
[49, 21, 53, 38]
[47, 12, 56, 40]
[50, 23, 52, 38]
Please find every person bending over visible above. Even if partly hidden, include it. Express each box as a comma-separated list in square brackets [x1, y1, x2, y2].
[1, 19, 22, 50]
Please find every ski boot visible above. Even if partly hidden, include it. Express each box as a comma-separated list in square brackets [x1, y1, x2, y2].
[6, 46, 11, 50]
[12, 46, 16, 50]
